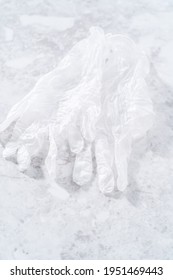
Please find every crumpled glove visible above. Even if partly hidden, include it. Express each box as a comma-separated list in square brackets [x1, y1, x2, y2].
[0, 27, 154, 198]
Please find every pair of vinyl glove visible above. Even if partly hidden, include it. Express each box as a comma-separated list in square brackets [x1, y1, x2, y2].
[0, 28, 153, 197]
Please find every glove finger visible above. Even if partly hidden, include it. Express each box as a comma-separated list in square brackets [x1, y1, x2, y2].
[114, 135, 132, 191]
[68, 125, 84, 154]
[95, 136, 115, 193]
[17, 145, 31, 172]
[16, 124, 49, 173]
[73, 143, 93, 186]
[80, 105, 100, 142]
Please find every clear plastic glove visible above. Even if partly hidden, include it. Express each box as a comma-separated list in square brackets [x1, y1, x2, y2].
[0, 27, 154, 196]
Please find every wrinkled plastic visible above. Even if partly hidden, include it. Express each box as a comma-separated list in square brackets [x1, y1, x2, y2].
[0, 27, 154, 194]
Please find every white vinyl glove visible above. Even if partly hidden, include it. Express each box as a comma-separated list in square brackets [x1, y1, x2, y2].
[0, 27, 154, 197]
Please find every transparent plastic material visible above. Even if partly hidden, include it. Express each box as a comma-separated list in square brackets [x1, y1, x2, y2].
[0, 27, 154, 196]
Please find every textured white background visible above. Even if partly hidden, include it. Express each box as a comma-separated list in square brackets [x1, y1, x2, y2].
[0, 0, 173, 259]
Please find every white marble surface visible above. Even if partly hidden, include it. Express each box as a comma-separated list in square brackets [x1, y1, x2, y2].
[0, 0, 173, 259]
